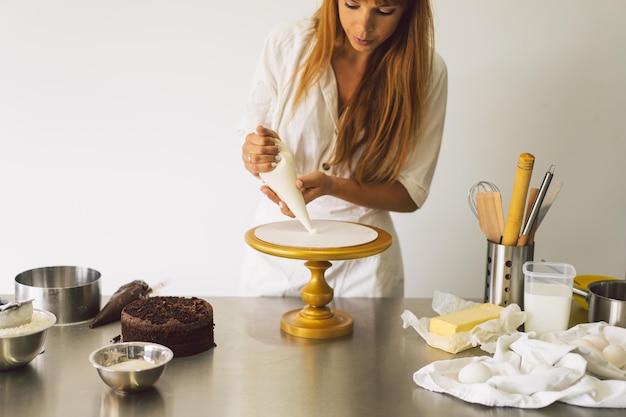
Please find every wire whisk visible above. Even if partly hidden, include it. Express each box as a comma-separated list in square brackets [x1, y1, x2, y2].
[467, 181, 501, 218]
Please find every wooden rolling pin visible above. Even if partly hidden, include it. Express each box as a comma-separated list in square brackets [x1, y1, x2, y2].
[501, 153, 535, 246]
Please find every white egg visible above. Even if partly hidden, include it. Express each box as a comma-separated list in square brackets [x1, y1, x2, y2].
[570, 338, 600, 352]
[582, 334, 609, 351]
[458, 362, 492, 384]
[602, 345, 626, 368]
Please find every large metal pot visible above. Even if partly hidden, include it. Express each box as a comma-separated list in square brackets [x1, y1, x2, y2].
[15, 266, 101, 325]
[572, 280, 626, 327]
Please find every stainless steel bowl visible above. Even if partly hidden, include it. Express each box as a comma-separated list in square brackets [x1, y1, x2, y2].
[0, 309, 57, 371]
[15, 266, 101, 324]
[89, 342, 173, 393]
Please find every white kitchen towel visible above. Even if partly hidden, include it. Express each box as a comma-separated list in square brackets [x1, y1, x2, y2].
[414, 331, 626, 408]
[539, 322, 626, 380]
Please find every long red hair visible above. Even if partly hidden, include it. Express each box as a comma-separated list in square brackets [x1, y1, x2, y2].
[294, 0, 435, 184]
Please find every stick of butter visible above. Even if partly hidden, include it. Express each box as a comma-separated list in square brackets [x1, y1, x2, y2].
[429, 303, 504, 336]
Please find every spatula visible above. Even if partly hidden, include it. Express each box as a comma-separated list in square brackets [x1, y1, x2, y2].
[476, 191, 505, 244]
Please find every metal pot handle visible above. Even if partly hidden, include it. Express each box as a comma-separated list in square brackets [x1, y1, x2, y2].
[572, 286, 588, 299]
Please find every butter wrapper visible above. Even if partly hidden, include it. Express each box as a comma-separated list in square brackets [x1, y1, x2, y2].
[401, 291, 526, 354]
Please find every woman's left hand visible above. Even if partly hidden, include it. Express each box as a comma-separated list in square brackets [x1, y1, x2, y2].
[260, 171, 331, 218]
[296, 171, 332, 204]
[297, 172, 418, 213]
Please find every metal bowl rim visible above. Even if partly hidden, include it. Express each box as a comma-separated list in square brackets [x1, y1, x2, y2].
[14, 265, 102, 290]
[0, 309, 57, 339]
[88, 342, 174, 372]
[588, 279, 626, 301]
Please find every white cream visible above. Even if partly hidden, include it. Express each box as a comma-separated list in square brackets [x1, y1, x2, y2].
[259, 139, 316, 233]
[0, 310, 51, 337]
[108, 359, 156, 371]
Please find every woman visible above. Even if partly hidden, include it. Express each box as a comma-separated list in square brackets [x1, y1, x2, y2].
[239, 0, 447, 297]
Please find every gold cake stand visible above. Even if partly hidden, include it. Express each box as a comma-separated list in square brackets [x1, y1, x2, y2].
[245, 221, 392, 339]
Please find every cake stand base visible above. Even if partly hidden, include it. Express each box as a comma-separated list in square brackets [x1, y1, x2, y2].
[280, 307, 353, 339]
[279, 260, 353, 339]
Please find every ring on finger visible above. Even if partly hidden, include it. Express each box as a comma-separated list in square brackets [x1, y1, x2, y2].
[248, 153, 252, 163]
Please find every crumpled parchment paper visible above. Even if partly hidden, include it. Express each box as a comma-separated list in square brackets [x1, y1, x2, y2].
[401, 291, 525, 353]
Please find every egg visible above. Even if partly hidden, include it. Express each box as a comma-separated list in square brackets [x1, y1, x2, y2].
[582, 334, 610, 351]
[457, 362, 492, 384]
[602, 345, 626, 368]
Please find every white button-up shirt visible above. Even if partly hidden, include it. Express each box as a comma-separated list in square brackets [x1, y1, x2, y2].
[239, 18, 448, 297]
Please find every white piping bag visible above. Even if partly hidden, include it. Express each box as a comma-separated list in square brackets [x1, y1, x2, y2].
[259, 139, 316, 233]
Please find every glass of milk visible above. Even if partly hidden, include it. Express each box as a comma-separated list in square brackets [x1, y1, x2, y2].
[522, 261, 576, 334]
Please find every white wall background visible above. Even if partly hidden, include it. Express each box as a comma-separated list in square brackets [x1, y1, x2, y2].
[1, 1, 624, 298]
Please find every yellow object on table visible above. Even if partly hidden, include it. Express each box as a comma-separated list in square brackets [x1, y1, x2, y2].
[501, 153, 535, 246]
[429, 303, 504, 336]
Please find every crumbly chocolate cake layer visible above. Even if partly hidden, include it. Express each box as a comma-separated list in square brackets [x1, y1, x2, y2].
[121, 296, 215, 357]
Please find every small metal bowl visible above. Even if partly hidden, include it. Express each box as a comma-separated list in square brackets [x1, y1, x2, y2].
[0, 309, 57, 371]
[89, 342, 173, 394]
[15, 266, 101, 324]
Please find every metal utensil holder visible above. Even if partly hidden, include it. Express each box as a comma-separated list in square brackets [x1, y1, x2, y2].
[484, 241, 534, 308]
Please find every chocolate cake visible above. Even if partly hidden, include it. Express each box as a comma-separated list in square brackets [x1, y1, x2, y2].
[121, 296, 215, 357]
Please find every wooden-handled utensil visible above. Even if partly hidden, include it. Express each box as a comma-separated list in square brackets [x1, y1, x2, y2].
[501, 153, 535, 246]
[467, 181, 500, 218]
[476, 191, 505, 243]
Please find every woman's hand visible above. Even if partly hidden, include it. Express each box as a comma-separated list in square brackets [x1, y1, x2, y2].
[262, 169, 417, 218]
[260, 171, 330, 219]
[261, 171, 332, 218]
[260, 185, 296, 218]
[242, 125, 281, 177]
[260, 171, 331, 219]
[295, 171, 333, 204]
[299, 172, 419, 213]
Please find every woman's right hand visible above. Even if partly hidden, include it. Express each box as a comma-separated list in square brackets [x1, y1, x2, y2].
[242, 125, 281, 177]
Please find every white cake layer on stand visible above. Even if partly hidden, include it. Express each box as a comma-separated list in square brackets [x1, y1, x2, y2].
[254, 220, 378, 248]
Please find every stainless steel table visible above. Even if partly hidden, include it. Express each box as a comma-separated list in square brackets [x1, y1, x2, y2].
[0, 297, 622, 416]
